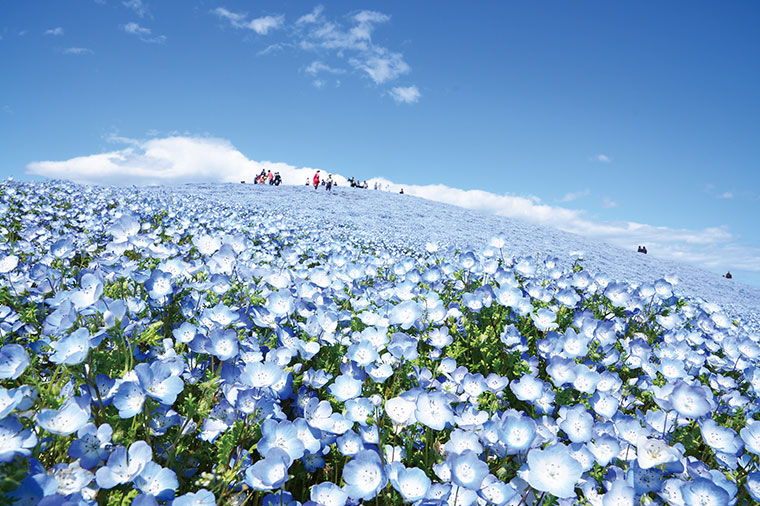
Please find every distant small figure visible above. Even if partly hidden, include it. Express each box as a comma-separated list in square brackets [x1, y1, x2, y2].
[638, 245, 647, 254]
[273, 172, 281, 186]
[725, 271, 733, 279]
[399, 188, 404, 194]
[326, 174, 333, 191]
[313, 170, 320, 190]
[305, 177, 310, 186]
[240, 180, 245, 184]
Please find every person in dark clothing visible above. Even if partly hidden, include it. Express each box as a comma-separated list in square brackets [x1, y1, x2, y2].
[273, 172, 281, 186]
[725, 271, 732, 279]
[326, 174, 333, 191]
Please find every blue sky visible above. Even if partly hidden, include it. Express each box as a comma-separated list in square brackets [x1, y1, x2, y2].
[1, 1, 759, 284]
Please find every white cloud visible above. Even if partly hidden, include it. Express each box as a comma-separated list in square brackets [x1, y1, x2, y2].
[558, 188, 590, 203]
[213, 8, 284, 35]
[63, 47, 93, 55]
[389, 85, 421, 104]
[26, 135, 760, 276]
[305, 61, 344, 75]
[122, 22, 165, 43]
[717, 192, 733, 199]
[350, 50, 409, 84]
[249, 15, 284, 35]
[312, 79, 326, 88]
[123, 0, 148, 17]
[26, 135, 349, 188]
[297, 5, 324, 25]
[602, 197, 619, 208]
[592, 154, 612, 163]
[45, 27, 64, 36]
[215, 5, 412, 94]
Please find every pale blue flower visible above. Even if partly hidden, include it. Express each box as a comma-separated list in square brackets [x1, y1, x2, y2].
[0, 343, 29, 379]
[36, 396, 90, 436]
[525, 444, 582, 499]
[342, 449, 387, 500]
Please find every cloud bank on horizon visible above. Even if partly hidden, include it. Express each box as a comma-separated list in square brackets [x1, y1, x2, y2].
[26, 135, 760, 278]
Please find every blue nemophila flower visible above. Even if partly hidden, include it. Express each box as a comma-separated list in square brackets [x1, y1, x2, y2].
[36, 396, 90, 436]
[135, 361, 184, 405]
[245, 448, 291, 490]
[193, 233, 222, 256]
[510, 374, 545, 402]
[500, 413, 536, 454]
[559, 405, 594, 443]
[589, 436, 621, 469]
[113, 381, 146, 418]
[590, 391, 620, 419]
[258, 419, 305, 464]
[531, 307, 558, 332]
[328, 374, 363, 402]
[95, 440, 152, 489]
[415, 391, 454, 431]
[241, 361, 285, 389]
[173, 489, 216, 506]
[445, 429, 483, 455]
[699, 418, 743, 455]
[145, 269, 173, 301]
[388, 300, 422, 330]
[546, 356, 577, 387]
[0, 254, 19, 273]
[388, 332, 419, 361]
[747, 472, 760, 502]
[385, 395, 416, 427]
[266, 289, 294, 318]
[49, 327, 91, 365]
[172, 322, 197, 344]
[342, 449, 387, 500]
[479, 474, 516, 505]
[310, 481, 348, 506]
[51, 460, 94, 496]
[134, 461, 179, 500]
[390, 466, 431, 502]
[0, 387, 23, 418]
[525, 444, 582, 499]
[681, 477, 729, 506]
[741, 420, 760, 455]
[345, 397, 373, 426]
[346, 341, 378, 367]
[0, 415, 37, 462]
[68, 422, 113, 469]
[447, 449, 489, 490]
[603, 479, 635, 506]
[636, 437, 679, 469]
[670, 381, 712, 419]
[206, 328, 239, 361]
[337, 430, 364, 457]
[7, 471, 57, 505]
[0, 343, 29, 379]
[70, 272, 104, 310]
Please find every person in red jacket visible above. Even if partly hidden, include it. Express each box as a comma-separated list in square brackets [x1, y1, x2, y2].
[313, 170, 320, 190]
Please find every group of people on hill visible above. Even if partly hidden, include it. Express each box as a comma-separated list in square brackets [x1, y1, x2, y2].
[246, 169, 281, 186]
[347, 177, 370, 189]
[308, 170, 334, 191]
[636, 245, 734, 280]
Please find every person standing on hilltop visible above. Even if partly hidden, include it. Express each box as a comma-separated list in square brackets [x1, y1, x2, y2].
[326, 174, 333, 191]
[313, 170, 320, 190]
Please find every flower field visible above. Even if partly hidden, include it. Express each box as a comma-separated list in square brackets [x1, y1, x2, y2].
[1, 180, 759, 505]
